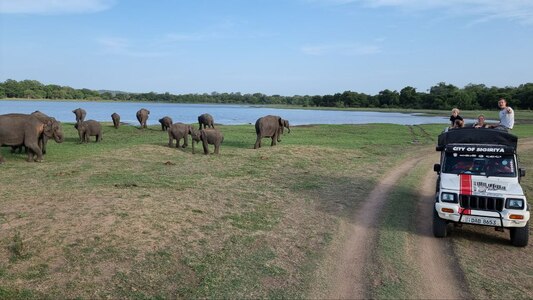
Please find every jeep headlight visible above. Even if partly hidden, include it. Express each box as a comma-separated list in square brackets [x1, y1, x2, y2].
[441, 192, 458, 203]
[506, 198, 525, 210]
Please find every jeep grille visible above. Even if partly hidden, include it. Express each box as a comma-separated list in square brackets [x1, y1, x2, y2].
[459, 195, 504, 212]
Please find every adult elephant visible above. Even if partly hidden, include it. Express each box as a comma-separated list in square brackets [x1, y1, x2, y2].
[111, 113, 120, 129]
[0, 114, 64, 163]
[198, 128, 223, 155]
[198, 113, 215, 130]
[75, 120, 102, 143]
[254, 115, 285, 149]
[72, 108, 86, 124]
[136, 108, 150, 129]
[168, 123, 191, 148]
[159, 116, 173, 131]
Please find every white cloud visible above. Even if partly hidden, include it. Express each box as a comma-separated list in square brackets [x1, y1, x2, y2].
[306, 0, 533, 25]
[0, 0, 115, 14]
[301, 43, 381, 55]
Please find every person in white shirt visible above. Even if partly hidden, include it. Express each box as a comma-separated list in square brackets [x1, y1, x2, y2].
[491, 98, 514, 131]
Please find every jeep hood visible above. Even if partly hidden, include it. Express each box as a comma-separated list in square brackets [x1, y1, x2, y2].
[440, 173, 524, 196]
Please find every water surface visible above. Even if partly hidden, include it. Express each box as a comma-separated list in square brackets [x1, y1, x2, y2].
[0, 100, 451, 125]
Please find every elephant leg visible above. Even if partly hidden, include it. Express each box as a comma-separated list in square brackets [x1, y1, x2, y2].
[182, 135, 188, 148]
[168, 135, 173, 148]
[270, 136, 276, 146]
[202, 139, 209, 155]
[41, 135, 48, 154]
[214, 142, 220, 154]
[26, 143, 43, 162]
[254, 135, 262, 149]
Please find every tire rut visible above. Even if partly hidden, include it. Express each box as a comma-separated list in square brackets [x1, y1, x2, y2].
[328, 155, 427, 299]
[412, 154, 470, 299]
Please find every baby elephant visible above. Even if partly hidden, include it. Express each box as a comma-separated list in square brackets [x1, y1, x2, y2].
[194, 128, 223, 155]
[159, 116, 173, 131]
[168, 123, 191, 148]
[75, 120, 102, 143]
[111, 113, 120, 129]
[198, 113, 215, 130]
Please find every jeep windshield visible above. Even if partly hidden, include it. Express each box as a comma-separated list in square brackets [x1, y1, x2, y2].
[443, 153, 516, 177]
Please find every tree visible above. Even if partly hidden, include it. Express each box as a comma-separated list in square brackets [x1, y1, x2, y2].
[377, 89, 400, 108]
[399, 86, 420, 108]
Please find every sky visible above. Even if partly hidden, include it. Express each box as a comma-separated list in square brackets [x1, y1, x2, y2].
[1, 0, 532, 96]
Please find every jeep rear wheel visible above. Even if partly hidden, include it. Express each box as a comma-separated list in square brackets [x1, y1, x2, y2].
[433, 210, 448, 238]
[510, 223, 529, 247]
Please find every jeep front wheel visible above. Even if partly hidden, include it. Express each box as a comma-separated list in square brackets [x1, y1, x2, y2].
[433, 210, 448, 238]
[510, 223, 529, 247]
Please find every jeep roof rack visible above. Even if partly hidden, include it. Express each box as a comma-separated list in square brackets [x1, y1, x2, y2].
[436, 128, 517, 151]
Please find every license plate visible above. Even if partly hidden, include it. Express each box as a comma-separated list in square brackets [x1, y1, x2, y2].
[462, 216, 501, 227]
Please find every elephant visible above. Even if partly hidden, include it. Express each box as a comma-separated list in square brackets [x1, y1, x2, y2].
[198, 113, 215, 130]
[31, 110, 57, 154]
[197, 128, 224, 155]
[159, 116, 173, 131]
[75, 120, 102, 143]
[72, 108, 87, 124]
[168, 123, 192, 149]
[277, 118, 291, 142]
[111, 113, 120, 129]
[10, 110, 54, 154]
[0, 113, 64, 163]
[136, 108, 150, 129]
[254, 115, 286, 149]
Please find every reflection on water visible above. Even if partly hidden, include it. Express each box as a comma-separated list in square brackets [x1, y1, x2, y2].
[0, 100, 451, 125]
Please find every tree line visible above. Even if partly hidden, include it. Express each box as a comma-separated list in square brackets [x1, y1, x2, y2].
[1, 79, 532, 110]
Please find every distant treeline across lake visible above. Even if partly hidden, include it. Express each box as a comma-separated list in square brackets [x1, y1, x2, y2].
[0, 100, 452, 126]
[1, 79, 533, 110]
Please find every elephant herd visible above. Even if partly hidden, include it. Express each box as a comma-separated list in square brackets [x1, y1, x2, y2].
[0, 107, 291, 163]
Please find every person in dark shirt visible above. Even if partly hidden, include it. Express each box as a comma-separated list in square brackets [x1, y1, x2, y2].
[449, 108, 463, 127]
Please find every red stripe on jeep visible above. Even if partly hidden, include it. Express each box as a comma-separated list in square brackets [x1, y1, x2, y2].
[460, 174, 472, 195]
[459, 207, 471, 215]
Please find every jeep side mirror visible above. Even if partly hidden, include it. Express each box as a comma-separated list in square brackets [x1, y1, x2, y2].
[520, 168, 526, 177]
[433, 164, 441, 173]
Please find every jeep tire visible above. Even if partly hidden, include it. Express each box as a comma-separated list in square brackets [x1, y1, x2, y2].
[510, 223, 529, 247]
[433, 210, 448, 238]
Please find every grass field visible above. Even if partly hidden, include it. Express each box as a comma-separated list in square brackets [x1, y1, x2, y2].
[0, 121, 532, 298]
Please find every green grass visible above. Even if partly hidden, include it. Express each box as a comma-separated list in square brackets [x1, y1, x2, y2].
[1, 122, 532, 298]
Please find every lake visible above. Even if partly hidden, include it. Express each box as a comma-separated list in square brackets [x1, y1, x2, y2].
[0, 100, 452, 126]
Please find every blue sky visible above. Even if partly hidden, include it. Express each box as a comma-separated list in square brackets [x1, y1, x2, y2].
[1, 0, 532, 96]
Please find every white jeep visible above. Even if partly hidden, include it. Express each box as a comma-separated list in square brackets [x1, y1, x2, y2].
[433, 128, 529, 247]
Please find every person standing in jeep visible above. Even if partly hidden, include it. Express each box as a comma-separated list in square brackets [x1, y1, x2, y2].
[492, 98, 514, 131]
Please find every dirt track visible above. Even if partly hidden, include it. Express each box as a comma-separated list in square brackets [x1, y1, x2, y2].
[316, 138, 533, 299]
[324, 152, 469, 299]
[411, 155, 470, 299]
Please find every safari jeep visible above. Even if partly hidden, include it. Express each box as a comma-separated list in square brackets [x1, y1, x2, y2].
[433, 128, 530, 247]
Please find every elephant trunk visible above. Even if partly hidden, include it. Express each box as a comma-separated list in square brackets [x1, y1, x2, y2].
[54, 131, 64, 143]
